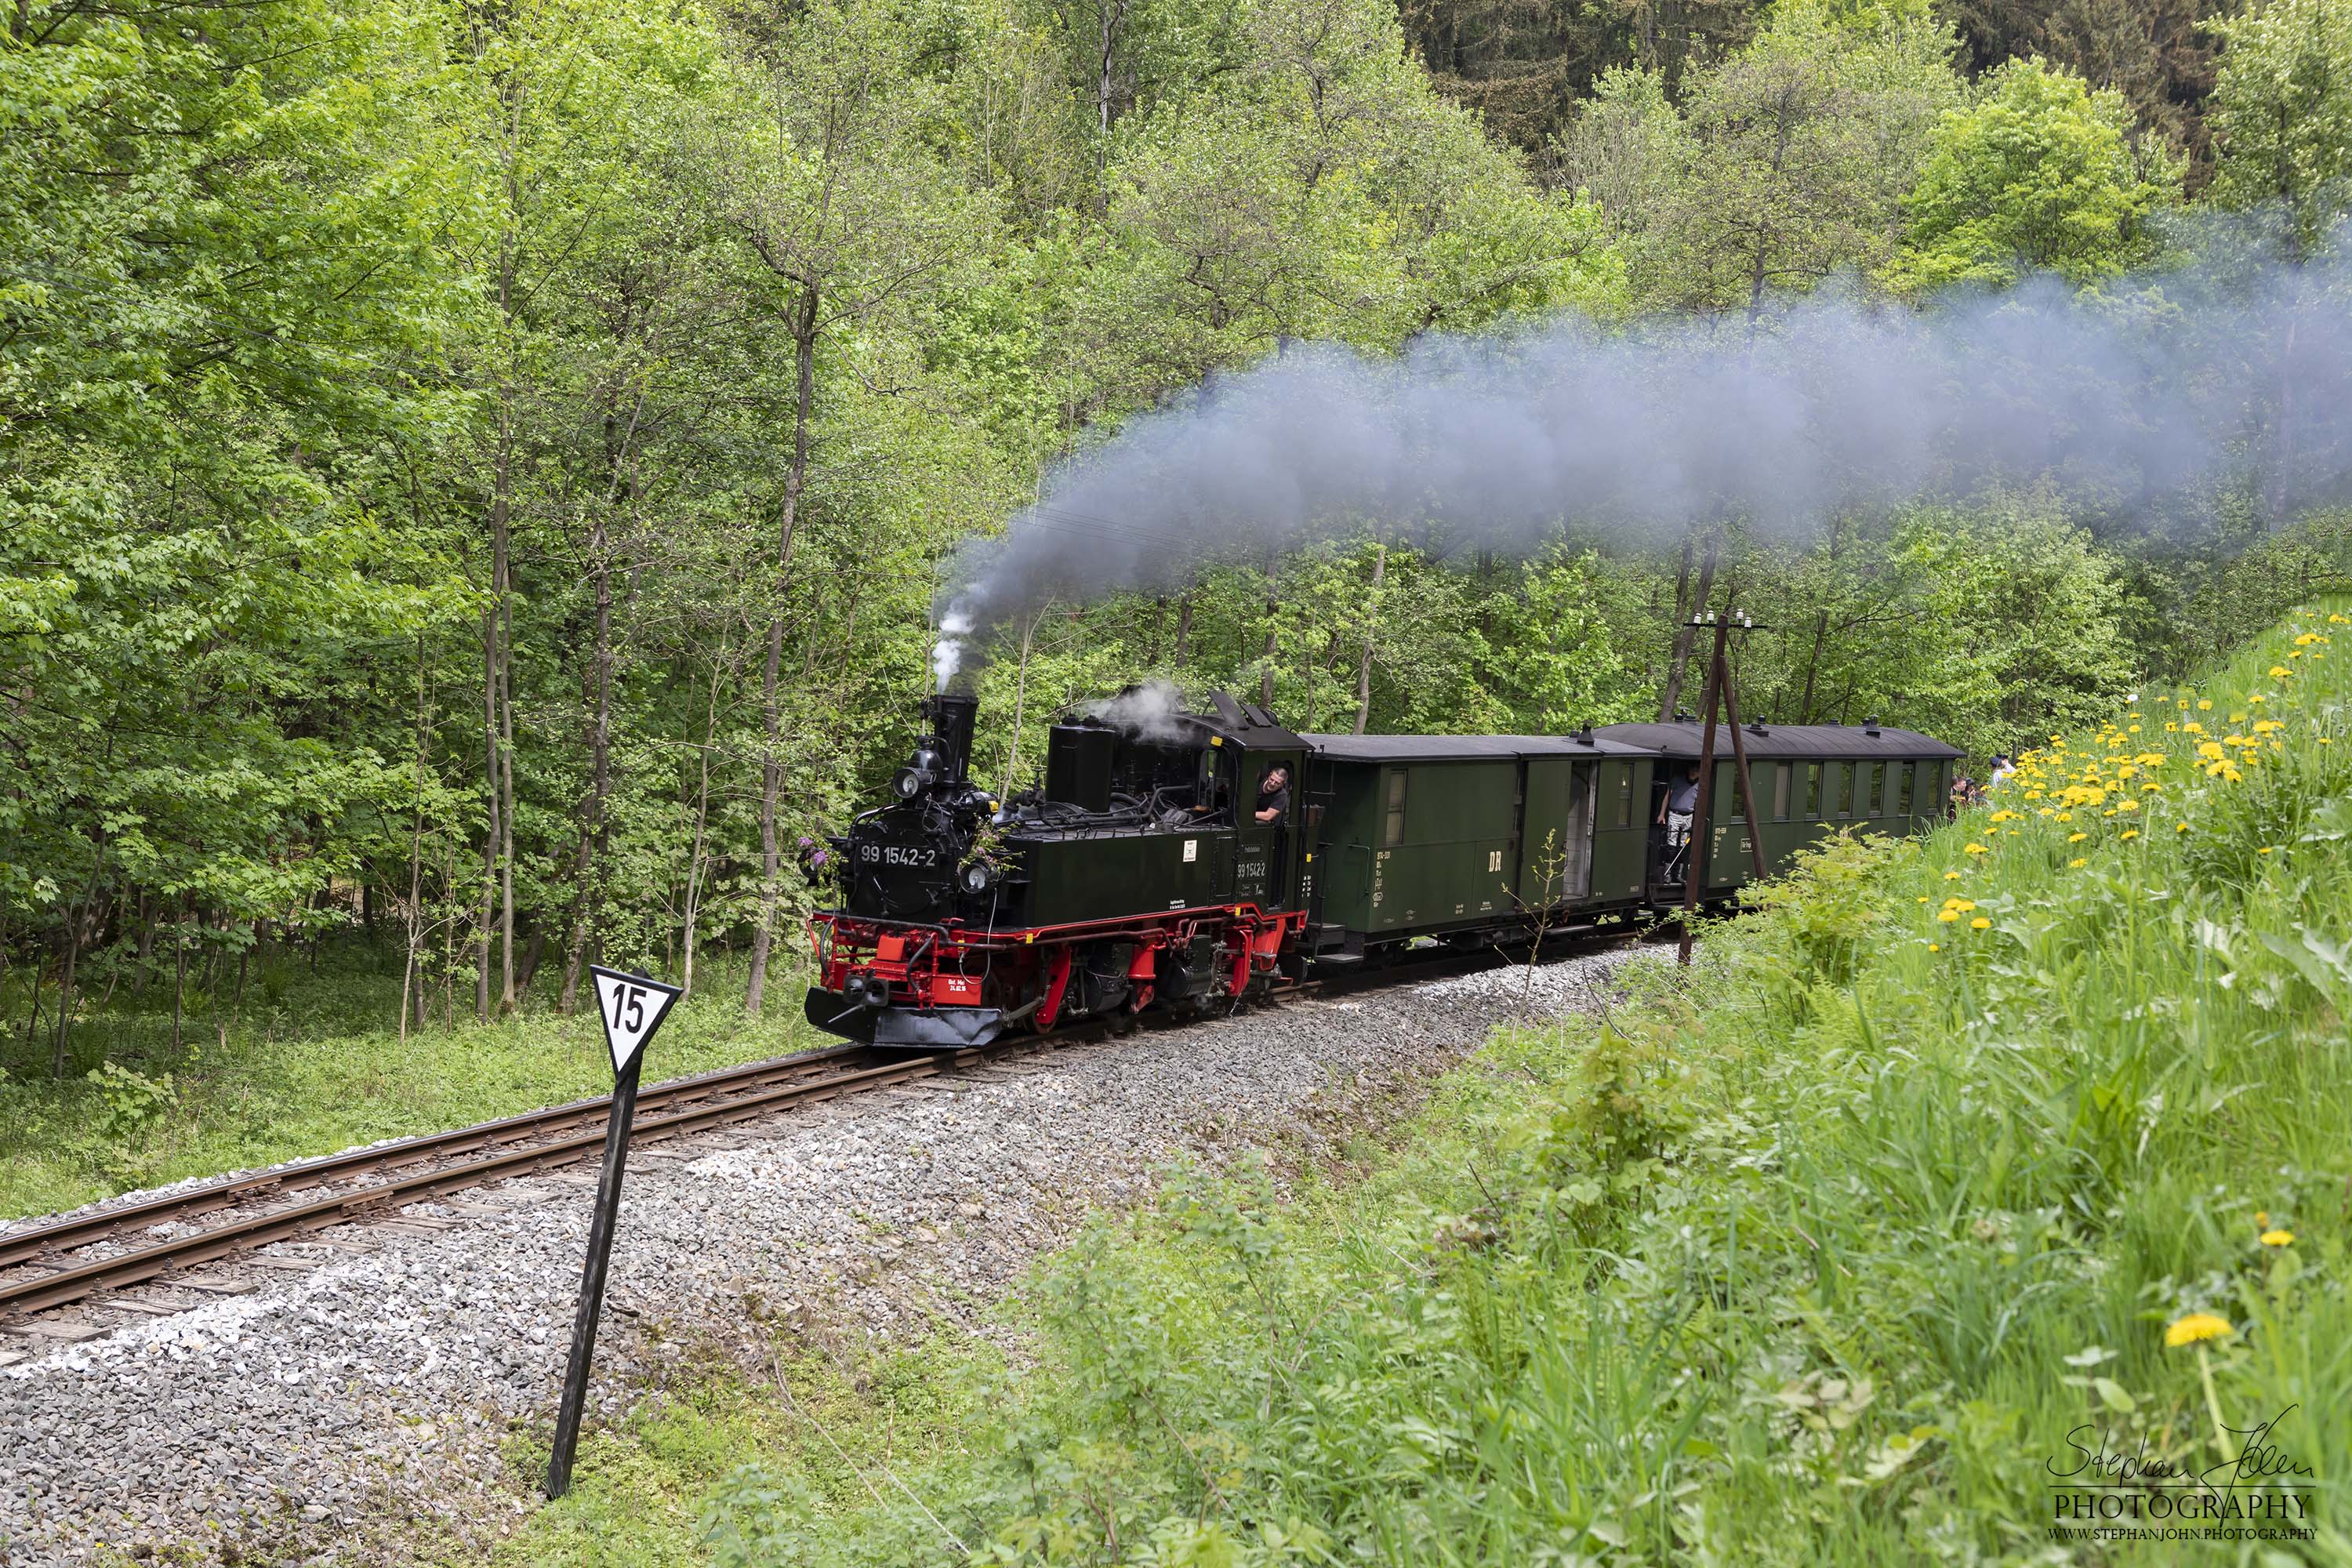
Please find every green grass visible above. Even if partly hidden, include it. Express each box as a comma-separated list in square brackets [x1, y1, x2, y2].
[480, 601, 2352, 1566]
[0, 952, 817, 1220]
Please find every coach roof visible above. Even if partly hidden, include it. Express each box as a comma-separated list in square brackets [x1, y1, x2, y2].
[1304, 733, 1646, 763]
[1595, 721, 1962, 760]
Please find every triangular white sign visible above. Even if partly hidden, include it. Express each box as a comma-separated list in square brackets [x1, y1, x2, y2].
[590, 966, 683, 1078]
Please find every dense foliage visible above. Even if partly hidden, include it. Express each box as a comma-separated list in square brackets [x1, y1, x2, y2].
[684, 602, 2352, 1564]
[4, 0, 2352, 1085]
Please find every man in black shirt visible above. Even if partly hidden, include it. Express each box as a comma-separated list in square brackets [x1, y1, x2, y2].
[1254, 764, 1292, 825]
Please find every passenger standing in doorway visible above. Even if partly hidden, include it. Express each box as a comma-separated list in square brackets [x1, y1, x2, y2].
[1659, 763, 1700, 878]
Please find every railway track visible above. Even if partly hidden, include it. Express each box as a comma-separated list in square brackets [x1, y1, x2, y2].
[0, 924, 1655, 1337]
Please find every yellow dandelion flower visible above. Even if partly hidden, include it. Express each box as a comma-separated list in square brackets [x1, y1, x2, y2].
[2259, 847, 2275, 856]
[1928, 942, 1940, 952]
[2117, 800, 2138, 813]
[1965, 843, 1989, 855]
[2068, 832, 2088, 842]
[2121, 829, 2139, 840]
[2198, 699, 2213, 710]
[1937, 909, 1959, 923]
[2142, 782, 2161, 792]
[1918, 895, 1931, 904]
[2256, 1211, 2269, 1228]
[2261, 1229, 2294, 1247]
[1969, 916, 1991, 930]
[1944, 870, 1962, 881]
[2069, 857, 2087, 867]
[2269, 666, 2292, 680]
[2176, 822, 2190, 832]
[2165, 1312, 2233, 1348]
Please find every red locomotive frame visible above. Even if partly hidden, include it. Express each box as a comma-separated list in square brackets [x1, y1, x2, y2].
[809, 904, 1310, 1036]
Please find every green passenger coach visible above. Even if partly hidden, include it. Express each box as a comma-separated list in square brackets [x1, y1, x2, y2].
[1297, 720, 1959, 961]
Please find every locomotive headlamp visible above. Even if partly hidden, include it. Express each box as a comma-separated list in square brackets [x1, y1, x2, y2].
[960, 862, 996, 893]
[894, 740, 950, 800]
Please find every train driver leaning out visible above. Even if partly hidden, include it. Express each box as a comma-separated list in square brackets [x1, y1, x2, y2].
[1254, 764, 1293, 825]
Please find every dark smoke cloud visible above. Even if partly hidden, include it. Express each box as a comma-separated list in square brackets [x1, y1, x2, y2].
[935, 222, 2351, 679]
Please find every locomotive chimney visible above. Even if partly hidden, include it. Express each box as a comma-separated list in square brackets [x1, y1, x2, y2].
[923, 693, 979, 785]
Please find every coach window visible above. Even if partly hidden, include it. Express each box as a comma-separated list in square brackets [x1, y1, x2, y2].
[1896, 761, 1915, 817]
[1804, 762, 1823, 818]
[1836, 763, 1856, 817]
[1383, 768, 1408, 846]
[1867, 761, 1886, 815]
[1613, 764, 1633, 829]
[1772, 761, 1791, 821]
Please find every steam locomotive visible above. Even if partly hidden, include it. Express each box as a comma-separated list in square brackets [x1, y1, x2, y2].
[805, 690, 1960, 1047]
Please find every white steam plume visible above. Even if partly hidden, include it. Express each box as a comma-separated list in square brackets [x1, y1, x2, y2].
[1080, 679, 1192, 743]
[936, 220, 2352, 653]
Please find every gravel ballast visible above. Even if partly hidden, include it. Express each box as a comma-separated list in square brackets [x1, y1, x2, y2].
[0, 949, 1639, 1566]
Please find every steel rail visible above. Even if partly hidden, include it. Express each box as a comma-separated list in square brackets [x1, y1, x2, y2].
[0, 1052, 947, 1318]
[0, 1043, 877, 1272]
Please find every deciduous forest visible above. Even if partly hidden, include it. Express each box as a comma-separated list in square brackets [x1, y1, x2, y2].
[5, 0, 2350, 1077]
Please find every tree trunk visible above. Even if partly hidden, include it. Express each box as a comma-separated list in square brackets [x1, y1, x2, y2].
[1096, 0, 1129, 132]
[562, 514, 616, 1018]
[1259, 567, 1279, 709]
[477, 588, 499, 1025]
[1798, 609, 1829, 724]
[746, 285, 818, 1018]
[1001, 608, 1042, 797]
[492, 70, 524, 1013]
[50, 920, 76, 1077]
[1352, 544, 1385, 735]
[172, 920, 187, 1052]
[681, 655, 725, 998]
[1658, 534, 1717, 720]
[1173, 593, 1192, 670]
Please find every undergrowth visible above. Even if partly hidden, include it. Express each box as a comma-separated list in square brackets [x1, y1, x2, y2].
[0, 954, 815, 1219]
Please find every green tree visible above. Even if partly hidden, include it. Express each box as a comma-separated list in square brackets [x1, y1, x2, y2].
[1631, 1, 1962, 319]
[1889, 57, 2179, 292]
[2206, 0, 2352, 252]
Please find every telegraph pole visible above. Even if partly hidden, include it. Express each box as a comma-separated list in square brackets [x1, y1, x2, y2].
[1679, 605, 1769, 967]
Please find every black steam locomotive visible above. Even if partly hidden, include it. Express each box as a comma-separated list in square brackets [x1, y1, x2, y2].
[807, 691, 1959, 1047]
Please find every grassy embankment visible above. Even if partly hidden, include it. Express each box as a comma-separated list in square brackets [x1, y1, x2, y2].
[0, 954, 815, 1220]
[485, 602, 2352, 1566]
